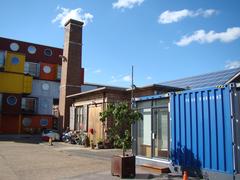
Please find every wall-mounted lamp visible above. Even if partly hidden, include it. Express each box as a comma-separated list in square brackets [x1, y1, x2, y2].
[91, 101, 97, 107]
[59, 55, 67, 62]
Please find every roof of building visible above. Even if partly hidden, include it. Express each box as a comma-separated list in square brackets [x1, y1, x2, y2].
[83, 82, 127, 89]
[126, 84, 182, 91]
[0, 37, 63, 65]
[69, 83, 181, 99]
[159, 67, 240, 89]
[67, 86, 127, 98]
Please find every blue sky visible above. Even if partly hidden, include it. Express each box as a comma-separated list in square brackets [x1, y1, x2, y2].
[0, 0, 240, 87]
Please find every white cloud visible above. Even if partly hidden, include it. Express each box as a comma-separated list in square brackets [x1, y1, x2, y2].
[52, 7, 93, 27]
[123, 75, 131, 82]
[158, 9, 217, 24]
[176, 27, 240, 46]
[225, 60, 240, 69]
[110, 74, 131, 83]
[113, 0, 144, 9]
[93, 69, 102, 74]
[146, 76, 152, 80]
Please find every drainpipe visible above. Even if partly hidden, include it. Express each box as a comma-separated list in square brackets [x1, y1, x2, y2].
[102, 92, 106, 143]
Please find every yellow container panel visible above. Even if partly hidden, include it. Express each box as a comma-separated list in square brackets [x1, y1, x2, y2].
[4, 52, 25, 74]
[23, 76, 32, 94]
[0, 72, 32, 94]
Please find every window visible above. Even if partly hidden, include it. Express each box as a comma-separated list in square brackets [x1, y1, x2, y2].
[41, 83, 50, 91]
[27, 45, 37, 54]
[7, 96, 17, 105]
[43, 65, 51, 74]
[44, 48, 53, 57]
[40, 119, 48, 127]
[0, 51, 5, 68]
[24, 62, 39, 77]
[57, 65, 61, 80]
[21, 97, 37, 113]
[75, 106, 87, 131]
[10, 42, 19, 51]
[22, 118, 32, 127]
[11, 57, 20, 65]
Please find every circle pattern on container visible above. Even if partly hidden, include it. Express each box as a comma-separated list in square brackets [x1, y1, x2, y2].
[7, 96, 17, 105]
[11, 57, 20, 64]
[40, 119, 48, 127]
[43, 65, 51, 74]
[10, 42, 19, 51]
[44, 48, 53, 56]
[42, 83, 50, 91]
[22, 118, 32, 127]
[28, 45, 37, 54]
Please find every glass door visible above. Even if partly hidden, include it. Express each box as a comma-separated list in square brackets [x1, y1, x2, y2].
[152, 108, 169, 159]
[137, 108, 152, 158]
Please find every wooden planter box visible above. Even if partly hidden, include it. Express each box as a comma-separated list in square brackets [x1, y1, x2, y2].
[111, 155, 135, 178]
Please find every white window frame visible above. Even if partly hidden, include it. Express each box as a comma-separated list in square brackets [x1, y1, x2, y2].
[24, 62, 40, 77]
[21, 97, 37, 113]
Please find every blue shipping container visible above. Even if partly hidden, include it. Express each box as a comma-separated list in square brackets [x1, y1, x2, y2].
[170, 84, 240, 178]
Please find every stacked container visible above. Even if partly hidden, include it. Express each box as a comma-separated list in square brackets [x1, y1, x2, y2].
[0, 37, 63, 134]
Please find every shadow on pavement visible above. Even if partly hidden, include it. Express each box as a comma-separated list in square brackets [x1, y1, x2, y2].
[0, 134, 42, 144]
[135, 173, 159, 179]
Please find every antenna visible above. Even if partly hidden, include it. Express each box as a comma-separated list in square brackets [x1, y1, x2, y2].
[131, 65, 134, 108]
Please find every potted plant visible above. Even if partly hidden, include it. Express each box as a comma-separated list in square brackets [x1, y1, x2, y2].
[100, 102, 142, 178]
[96, 139, 104, 149]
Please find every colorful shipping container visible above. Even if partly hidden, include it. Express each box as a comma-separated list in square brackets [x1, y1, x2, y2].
[0, 37, 62, 134]
[2, 93, 22, 114]
[170, 84, 240, 179]
[134, 84, 240, 179]
[31, 79, 59, 99]
[0, 72, 32, 94]
[4, 51, 25, 73]
[0, 115, 21, 134]
[21, 115, 53, 133]
[39, 63, 57, 81]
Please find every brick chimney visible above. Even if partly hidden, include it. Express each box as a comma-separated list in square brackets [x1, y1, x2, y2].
[59, 19, 84, 130]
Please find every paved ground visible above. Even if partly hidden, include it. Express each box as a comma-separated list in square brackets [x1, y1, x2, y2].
[0, 135, 183, 180]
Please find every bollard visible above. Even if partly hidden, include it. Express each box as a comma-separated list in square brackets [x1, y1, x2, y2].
[49, 137, 53, 146]
[183, 171, 188, 180]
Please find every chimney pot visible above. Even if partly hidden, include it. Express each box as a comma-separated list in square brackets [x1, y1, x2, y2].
[64, 19, 84, 27]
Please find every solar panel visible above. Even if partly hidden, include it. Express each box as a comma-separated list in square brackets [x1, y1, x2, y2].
[159, 67, 240, 89]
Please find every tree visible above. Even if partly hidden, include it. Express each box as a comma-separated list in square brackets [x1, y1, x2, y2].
[100, 102, 142, 156]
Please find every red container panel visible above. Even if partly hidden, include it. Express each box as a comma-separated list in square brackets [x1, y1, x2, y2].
[21, 115, 53, 133]
[0, 37, 63, 65]
[0, 115, 20, 134]
[2, 93, 22, 114]
[39, 63, 57, 81]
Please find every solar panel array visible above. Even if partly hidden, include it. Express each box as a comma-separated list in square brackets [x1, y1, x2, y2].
[159, 67, 240, 89]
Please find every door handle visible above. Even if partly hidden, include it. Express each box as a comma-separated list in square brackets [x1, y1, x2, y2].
[152, 133, 156, 139]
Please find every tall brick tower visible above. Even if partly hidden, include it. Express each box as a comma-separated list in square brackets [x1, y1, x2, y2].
[59, 19, 84, 130]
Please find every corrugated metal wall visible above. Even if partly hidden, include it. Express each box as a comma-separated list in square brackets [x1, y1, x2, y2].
[30, 80, 60, 115]
[170, 86, 234, 174]
[2, 94, 22, 114]
[0, 72, 32, 94]
[31, 79, 59, 99]
[4, 51, 25, 73]
[230, 86, 240, 174]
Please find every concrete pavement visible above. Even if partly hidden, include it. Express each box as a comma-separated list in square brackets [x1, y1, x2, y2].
[0, 135, 182, 180]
